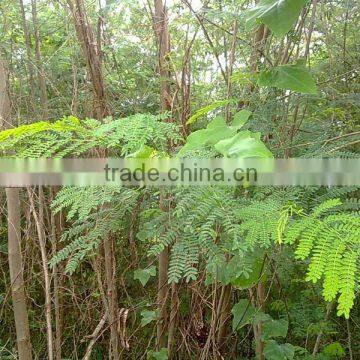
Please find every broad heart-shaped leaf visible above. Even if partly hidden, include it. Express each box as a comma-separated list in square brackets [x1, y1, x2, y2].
[264, 340, 295, 360]
[232, 109, 252, 129]
[262, 318, 289, 339]
[231, 299, 256, 331]
[246, 0, 307, 37]
[177, 117, 237, 156]
[258, 64, 317, 94]
[206, 116, 227, 129]
[214, 131, 273, 158]
[140, 310, 158, 327]
[134, 266, 156, 286]
[147, 348, 168, 360]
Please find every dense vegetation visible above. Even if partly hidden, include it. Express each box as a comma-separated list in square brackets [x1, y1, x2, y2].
[0, 0, 359, 359]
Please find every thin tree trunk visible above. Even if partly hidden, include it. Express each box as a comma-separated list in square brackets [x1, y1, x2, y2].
[178, 24, 196, 136]
[67, 2, 118, 358]
[50, 187, 64, 360]
[103, 234, 119, 359]
[250, 24, 270, 74]
[19, 0, 36, 114]
[6, 189, 33, 360]
[255, 282, 265, 360]
[346, 318, 353, 360]
[313, 302, 334, 355]
[304, 0, 318, 61]
[1, 57, 32, 360]
[83, 312, 108, 360]
[182, 0, 227, 83]
[154, 0, 172, 113]
[167, 282, 179, 355]
[27, 187, 54, 360]
[31, 0, 49, 118]
[154, 0, 172, 350]
[226, 20, 238, 122]
[0, 58, 11, 129]
[216, 284, 232, 350]
[248, 18, 270, 359]
[67, 0, 109, 120]
[157, 244, 169, 349]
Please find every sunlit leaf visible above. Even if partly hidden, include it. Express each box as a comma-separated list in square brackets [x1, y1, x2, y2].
[214, 131, 273, 158]
[177, 117, 236, 156]
[232, 110, 252, 129]
[246, 0, 307, 37]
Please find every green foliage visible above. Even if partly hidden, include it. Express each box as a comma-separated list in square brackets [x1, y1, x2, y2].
[186, 99, 231, 125]
[232, 299, 256, 331]
[263, 340, 295, 360]
[1, 0, 359, 357]
[246, 0, 308, 37]
[262, 317, 288, 339]
[232, 109, 252, 128]
[145, 186, 239, 283]
[143, 190, 286, 284]
[134, 266, 157, 286]
[141, 310, 158, 327]
[177, 116, 237, 156]
[258, 64, 317, 94]
[178, 113, 272, 158]
[322, 342, 346, 359]
[234, 197, 285, 249]
[284, 199, 360, 318]
[231, 253, 264, 289]
[206, 250, 264, 288]
[49, 186, 138, 273]
[147, 348, 168, 360]
[214, 130, 273, 158]
[0, 114, 180, 157]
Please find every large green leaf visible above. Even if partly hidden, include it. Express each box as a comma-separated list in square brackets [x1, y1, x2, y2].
[134, 266, 156, 286]
[214, 131, 273, 158]
[262, 318, 289, 339]
[246, 0, 308, 37]
[140, 310, 158, 327]
[231, 109, 252, 129]
[232, 299, 256, 331]
[264, 340, 295, 360]
[177, 117, 236, 156]
[258, 64, 317, 94]
[179, 115, 272, 158]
